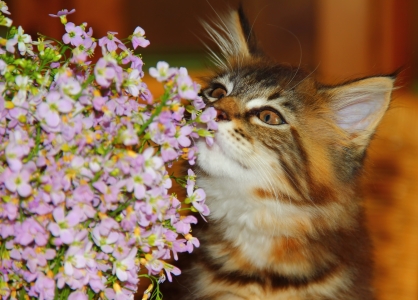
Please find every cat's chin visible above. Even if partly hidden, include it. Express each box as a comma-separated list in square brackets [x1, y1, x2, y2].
[195, 138, 249, 179]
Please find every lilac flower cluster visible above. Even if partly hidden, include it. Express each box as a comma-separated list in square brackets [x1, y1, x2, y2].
[0, 4, 216, 300]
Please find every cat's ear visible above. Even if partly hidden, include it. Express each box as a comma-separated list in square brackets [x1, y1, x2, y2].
[321, 76, 395, 148]
[202, 5, 261, 63]
[236, 5, 261, 57]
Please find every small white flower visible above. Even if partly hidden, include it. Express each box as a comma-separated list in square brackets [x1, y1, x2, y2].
[16, 26, 32, 55]
[12, 75, 31, 105]
[149, 61, 175, 82]
[0, 1, 11, 14]
[113, 248, 137, 281]
[124, 69, 141, 97]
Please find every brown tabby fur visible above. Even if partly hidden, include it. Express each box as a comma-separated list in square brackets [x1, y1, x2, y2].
[161, 7, 395, 300]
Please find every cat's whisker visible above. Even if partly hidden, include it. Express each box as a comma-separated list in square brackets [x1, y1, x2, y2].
[287, 62, 320, 91]
[240, 153, 282, 237]
[266, 24, 303, 89]
[195, 35, 227, 69]
[244, 148, 300, 238]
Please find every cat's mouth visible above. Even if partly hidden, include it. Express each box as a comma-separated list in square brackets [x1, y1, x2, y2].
[198, 123, 252, 171]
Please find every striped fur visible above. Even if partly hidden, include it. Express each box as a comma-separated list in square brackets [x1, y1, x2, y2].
[161, 8, 394, 300]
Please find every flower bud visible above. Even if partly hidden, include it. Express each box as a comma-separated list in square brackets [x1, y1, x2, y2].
[59, 15, 67, 25]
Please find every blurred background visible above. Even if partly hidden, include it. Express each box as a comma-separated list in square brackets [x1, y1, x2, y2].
[7, 0, 418, 299]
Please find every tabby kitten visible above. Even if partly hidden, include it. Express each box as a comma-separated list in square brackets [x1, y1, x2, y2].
[162, 8, 395, 300]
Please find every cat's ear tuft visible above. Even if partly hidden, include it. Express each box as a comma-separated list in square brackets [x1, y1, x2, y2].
[237, 5, 261, 57]
[322, 76, 395, 147]
[202, 6, 261, 64]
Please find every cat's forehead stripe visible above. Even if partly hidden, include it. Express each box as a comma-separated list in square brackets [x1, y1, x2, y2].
[268, 91, 282, 100]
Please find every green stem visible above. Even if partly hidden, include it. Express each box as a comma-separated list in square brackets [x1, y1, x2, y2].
[108, 197, 135, 218]
[25, 123, 42, 162]
[137, 88, 171, 136]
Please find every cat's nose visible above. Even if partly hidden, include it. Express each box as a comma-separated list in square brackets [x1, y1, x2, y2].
[215, 108, 230, 122]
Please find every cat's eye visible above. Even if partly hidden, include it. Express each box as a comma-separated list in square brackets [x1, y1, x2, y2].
[210, 87, 227, 99]
[258, 110, 285, 125]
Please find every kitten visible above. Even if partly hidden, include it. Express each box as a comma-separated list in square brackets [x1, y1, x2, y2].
[161, 7, 395, 300]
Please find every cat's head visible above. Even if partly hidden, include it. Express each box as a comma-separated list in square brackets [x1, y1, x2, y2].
[197, 8, 395, 203]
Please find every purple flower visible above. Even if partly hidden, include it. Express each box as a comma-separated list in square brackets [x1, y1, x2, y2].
[141, 250, 165, 275]
[64, 246, 87, 277]
[123, 69, 142, 97]
[176, 125, 193, 147]
[37, 91, 73, 130]
[0, 221, 14, 239]
[149, 61, 176, 82]
[93, 180, 124, 206]
[94, 58, 116, 88]
[176, 68, 198, 100]
[68, 291, 88, 300]
[1, 201, 18, 221]
[200, 107, 218, 130]
[113, 248, 137, 281]
[185, 233, 200, 253]
[62, 22, 84, 46]
[22, 247, 56, 273]
[48, 207, 81, 244]
[174, 215, 197, 235]
[5, 130, 32, 172]
[60, 77, 82, 96]
[14, 218, 49, 246]
[99, 32, 122, 52]
[186, 182, 210, 217]
[3, 167, 32, 197]
[161, 141, 178, 162]
[34, 274, 55, 300]
[92, 222, 120, 253]
[163, 262, 181, 282]
[122, 54, 143, 73]
[49, 9, 76, 17]
[87, 268, 105, 293]
[104, 283, 133, 300]
[131, 26, 150, 49]
[0, 9, 215, 298]
[120, 123, 138, 146]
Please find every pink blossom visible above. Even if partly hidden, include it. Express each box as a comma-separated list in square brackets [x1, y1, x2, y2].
[163, 262, 181, 282]
[48, 207, 81, 244]
[22, 247, 56, 273]
[99, 31, 122, 52]
[176, 125, 193, 147]
[131, 26, 150, 49]
[4, 167, 32, 197]
[174, 215, 197, 235]
[49, 9, 76, 18]
[68, 291, 88, 300]
[200, 106, 218, 130]
[94, 58, 116, 87]
[14, 218, 49, 246]
[37, 91, 73, 130]
[112, 248, 137, 281]
[34, 274, 55, 300]
[149, 61, 176, 82]
[62, 22, 84, 46]
[186, 183, 210, 216]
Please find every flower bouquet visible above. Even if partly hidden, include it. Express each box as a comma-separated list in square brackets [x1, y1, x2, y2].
[0, 4, 216, 300]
